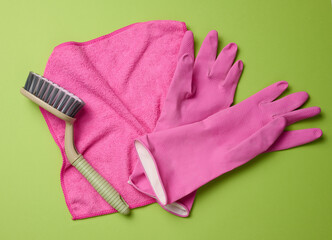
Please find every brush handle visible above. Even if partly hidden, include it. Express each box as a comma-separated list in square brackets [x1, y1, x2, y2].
[72, 155, 130, 215]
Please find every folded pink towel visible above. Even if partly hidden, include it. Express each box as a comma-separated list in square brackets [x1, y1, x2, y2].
[40, 20, 186, 219]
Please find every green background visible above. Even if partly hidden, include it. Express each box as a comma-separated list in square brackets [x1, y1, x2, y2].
[1, 0, 331, 239]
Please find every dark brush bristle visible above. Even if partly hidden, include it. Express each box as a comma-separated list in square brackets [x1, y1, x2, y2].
[24, 72, 85, 118]
[24, 72, 33, 90]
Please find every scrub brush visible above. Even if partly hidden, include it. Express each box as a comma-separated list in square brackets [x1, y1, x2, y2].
[20, 71, 130, 215]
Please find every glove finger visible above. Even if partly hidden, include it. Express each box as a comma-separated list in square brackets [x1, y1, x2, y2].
[252, 81, 288, 103]
[225, 117, 286, 166]
[220, 60, 243, 106]
[177, 31, 194, 60]
[210, 43, 238, 80]
[269, 91, 309, 115]
[281, 106, 321, 125]
[170, 31, 195, 96]
[266, 128, 322, 152]
[194, 30, 218, 72]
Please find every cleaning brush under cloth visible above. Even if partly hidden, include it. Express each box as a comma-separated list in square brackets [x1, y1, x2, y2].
[21, 72, 130, 215]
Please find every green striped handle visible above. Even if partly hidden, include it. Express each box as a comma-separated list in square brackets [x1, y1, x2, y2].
[72, 155, 130, 215]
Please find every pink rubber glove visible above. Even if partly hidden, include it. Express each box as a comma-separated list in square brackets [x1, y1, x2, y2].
[129, 30, 243, 216]
[135, 81, 322, 206]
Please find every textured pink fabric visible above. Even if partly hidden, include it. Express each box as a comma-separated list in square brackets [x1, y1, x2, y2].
[129, 30, 243, 216]
[135, 82, 322, 206]
[40, 20, 186, 219]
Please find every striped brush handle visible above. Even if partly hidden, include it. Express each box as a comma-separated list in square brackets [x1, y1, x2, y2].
[72, 155, 130, 215]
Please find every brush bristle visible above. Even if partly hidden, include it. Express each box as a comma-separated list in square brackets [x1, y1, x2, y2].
[24, 72, 85, 118]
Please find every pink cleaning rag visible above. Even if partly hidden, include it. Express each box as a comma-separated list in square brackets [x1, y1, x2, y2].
[40, 20, 186, 219]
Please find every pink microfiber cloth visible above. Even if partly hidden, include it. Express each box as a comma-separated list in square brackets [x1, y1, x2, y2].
[40, 20, 186, 219]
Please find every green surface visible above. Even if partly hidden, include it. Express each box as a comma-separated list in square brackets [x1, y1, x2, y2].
[1, 0, 331, 239]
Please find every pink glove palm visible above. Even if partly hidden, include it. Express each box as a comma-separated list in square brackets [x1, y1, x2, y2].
[135, 81, 322, 206]
[129, 30, 243, 216]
